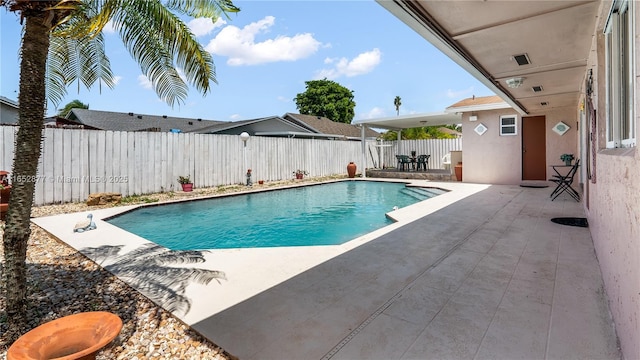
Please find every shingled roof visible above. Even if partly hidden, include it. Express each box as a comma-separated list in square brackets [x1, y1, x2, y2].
[283, 113, 379, 138]
[67, 109, 225, 132]
[445, 95, 510, 112]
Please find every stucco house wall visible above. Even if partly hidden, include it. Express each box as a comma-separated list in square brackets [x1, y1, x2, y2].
[462, 109, 520, 184]
[584, 4, 640, 358]
[461, 107, 577, 185]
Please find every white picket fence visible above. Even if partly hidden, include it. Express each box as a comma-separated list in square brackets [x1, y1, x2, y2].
[0, 126, 462, 205]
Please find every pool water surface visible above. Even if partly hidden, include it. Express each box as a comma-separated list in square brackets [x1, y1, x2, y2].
[107, 181, 444, 250]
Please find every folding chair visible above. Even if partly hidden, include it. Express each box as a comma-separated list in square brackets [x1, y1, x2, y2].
[550, 159, 580, 201]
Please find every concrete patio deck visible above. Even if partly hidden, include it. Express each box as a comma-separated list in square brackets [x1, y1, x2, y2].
[193, 183, 620, 359]
[33, 181, 620, 359]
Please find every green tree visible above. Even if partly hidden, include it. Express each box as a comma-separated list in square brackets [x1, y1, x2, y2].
[294, 79, 356, 124]
[57, 99, 89, 117]
[394, 95, 401, 116]
[381, 126, 458, 140]
[0, 0, 239, 341]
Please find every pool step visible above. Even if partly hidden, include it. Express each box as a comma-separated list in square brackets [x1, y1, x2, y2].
[401, 187, 445, 201]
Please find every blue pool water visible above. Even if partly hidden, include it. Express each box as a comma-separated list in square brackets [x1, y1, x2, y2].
[107, 181, 444, 250]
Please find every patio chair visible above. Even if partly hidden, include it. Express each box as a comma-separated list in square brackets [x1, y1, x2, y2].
[416, 155, 430, 171]
[395, 155, 411, 171]
[442, 153, 451, 170]
[550, 159, 580, 201]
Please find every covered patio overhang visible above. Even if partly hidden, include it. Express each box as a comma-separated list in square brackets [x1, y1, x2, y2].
[353, 112, 462, 177]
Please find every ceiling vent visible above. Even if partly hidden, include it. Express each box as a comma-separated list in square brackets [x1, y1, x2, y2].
[188, 121, 193, 125]
[137, 115, 142, 119]
[162, 115, 167, 118]
[541, 102, 549, 106]
[512, 53, 531, 66]
[532, 85, 543, 92]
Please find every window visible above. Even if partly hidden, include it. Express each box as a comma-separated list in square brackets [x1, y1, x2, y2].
[500, 115, 517, 136]
[605, 0, 636, 148]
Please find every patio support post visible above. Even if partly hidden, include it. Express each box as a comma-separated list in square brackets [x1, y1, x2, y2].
[361, 125, 367, 178]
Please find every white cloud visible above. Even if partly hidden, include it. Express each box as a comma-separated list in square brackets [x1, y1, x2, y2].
[446, 87, 475, 99]
[205, 16, 322, 66]
[189, 17, 226, 37]
[357, 107, 386, 120]
[315, 48, 381, 79]
[277, 96, 289, 102]
[138, 75, 152, 89]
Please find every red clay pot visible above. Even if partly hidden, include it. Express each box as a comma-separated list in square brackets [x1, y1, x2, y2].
[181, 183, 193, 192]
[454, 162, 463, 181]
[7, 311, 122, 360]
[347, 162, 357, 178]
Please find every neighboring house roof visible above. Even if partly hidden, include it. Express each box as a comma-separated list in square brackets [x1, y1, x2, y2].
[0, 96, 18, 108]
[191, 116, 309, 135]
[438, 127, 462, 137]
[283, 113, 379, 139]
[445, 95, 510, 113]
[44, 116, 101, 130]
[67, 109, 225, 132]
[0, 96, 19, 125]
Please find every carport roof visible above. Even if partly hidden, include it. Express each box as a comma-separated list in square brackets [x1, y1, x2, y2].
[351, 111, 462, 130]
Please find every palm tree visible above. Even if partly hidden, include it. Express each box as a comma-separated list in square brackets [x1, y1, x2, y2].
[57, 99, 89, 117]
[0, 0, 239, 342]
[394, 95, 402, 116]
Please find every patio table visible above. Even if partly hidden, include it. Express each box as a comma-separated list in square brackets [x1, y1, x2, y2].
[549, 162, 580, 201]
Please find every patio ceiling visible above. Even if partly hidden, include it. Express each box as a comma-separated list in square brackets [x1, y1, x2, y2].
[376, 0, 602, 116]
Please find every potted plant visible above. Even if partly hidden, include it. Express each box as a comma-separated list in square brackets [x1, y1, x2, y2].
[293, 169, 308, 180]
[177, 175, 193, 192]
[560, 154, 574, 166]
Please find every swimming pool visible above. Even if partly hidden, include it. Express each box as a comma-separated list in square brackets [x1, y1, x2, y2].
[107, 181, 444, 250]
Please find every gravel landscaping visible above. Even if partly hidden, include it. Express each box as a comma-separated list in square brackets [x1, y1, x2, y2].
[0, 178, 336, 359]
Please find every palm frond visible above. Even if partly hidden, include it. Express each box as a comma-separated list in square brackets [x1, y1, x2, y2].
[151, 250, 209, 265]
[164, 0, 239, 19]
[46, 30, 114, 107]
[112, 0, 216, 106]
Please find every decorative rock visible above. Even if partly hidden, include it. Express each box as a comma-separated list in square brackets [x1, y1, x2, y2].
[86, 192, 122, 206]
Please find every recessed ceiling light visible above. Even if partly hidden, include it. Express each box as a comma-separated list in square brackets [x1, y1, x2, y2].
[513, 53, 531, 66]
[532, 85, 543, 92]
[506, 77, 525, 88]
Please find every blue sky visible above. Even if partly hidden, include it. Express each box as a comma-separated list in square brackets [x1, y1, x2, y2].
[1, 1, 494, 122]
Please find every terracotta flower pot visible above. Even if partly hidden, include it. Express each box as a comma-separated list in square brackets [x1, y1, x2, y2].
[454, 162, 463, 181]
[181, 183, 193, 192]
[1, 185, 10, 204]
[7, 311, 123, 360]
[295, 173, 303, 180]
[347, 162, 357, 178]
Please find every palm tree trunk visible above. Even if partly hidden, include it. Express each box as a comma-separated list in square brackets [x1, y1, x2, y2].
[3, 13, 50, 342]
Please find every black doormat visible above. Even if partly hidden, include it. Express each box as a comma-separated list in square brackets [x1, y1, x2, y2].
[520, 184, 549, 188]
[551, 217, 589, 227]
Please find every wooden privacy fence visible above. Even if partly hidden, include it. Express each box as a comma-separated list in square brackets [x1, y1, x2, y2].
[0, 126, 463, 205]
[0, 127, 378, 205]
